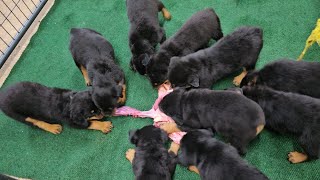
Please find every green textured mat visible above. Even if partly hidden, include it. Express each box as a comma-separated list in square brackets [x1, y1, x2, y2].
[0, 0, 319, 179]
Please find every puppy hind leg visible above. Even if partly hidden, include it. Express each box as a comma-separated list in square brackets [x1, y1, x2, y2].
[157, 1, 171, 20]
[25, 117, 62, 134]
[233, 68, 247, 86]
[125, 149, 136, 164]
[80, 66, 91, 86]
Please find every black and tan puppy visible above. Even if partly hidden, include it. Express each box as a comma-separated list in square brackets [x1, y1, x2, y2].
[241, 85, 320, 163]
[178, 129, 269, 180]
[0, 82, 113, 134]
[69, 28, 126, 115]
[125, 125, 178, 180]
[127, 0, 171, 75]
[168, 26, 263, 89]
[240, 59, 320, 98]
[143, 8, 223, 87]
[158, 88, 265, 154]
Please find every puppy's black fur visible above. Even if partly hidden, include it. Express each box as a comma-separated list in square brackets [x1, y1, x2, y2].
[69, 28, 125, 115]
[0, 82, 103, 130]
[242, 85, 320, 161]
[159, 88, 265, 154]
[168, 26, 263, 88]
[178, 130, 269, 180]
[127, 0, 169, 75]
[129, 125, 177, 180]
[240, 59, 320, 98]
[144, 8, 223, 87]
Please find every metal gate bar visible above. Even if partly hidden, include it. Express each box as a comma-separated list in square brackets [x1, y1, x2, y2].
[0, 0, 48, 68]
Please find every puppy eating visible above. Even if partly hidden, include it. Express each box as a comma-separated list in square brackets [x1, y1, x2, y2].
[168, 26, 263, 88]
[143, 8, 223, 87]
[158, 88, 265, 155]
[0, 82, 113, 134]
[127, 0, 171, 75]
[126, 125, 178, 180]
[69, 28, 126, 115]
[178, 129, 269, 180]
[240, 59, 320, 98]
[242, 85, 320, 163]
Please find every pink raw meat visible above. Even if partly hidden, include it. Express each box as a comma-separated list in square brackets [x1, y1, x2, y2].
[114, 84, 186, 144]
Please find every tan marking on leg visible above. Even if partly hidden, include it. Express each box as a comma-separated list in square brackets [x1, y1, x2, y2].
[188, 165, 200, 174]
[161, 8, 171, 20]
[256, 124, 264, 135]
[288, 151, 308, 164]
[126, 148, 136, 164]
[25, 117, 62, 134]
[88, 121, 113, 133]
[88, 114, 104, 121]
[168, 142, 180, 155]
[80, 65, 91, 86]
[117, 84, 127, 105]
[233, 68, 247, 86]
[159, 122, 181, 134]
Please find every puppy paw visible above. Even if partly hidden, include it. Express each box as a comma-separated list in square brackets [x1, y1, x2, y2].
[288, 151, 308, 164]
[161, 8, 171, 20]
[233, 69, 247, 86]
[48, 124, 63, 134]
[86, 81, 92, 86]
[168, 142, 180, 155]
[126, 149, 135, 163]
[159, 122, 181, 134]
[100, 121, 113, 133]
[188, 166, 200, 174]
[88, 121, 113, 133]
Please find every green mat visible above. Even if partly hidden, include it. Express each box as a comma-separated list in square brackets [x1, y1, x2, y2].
[0, 0, 319, 179]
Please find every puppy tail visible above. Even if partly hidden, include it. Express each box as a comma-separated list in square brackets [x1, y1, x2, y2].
[256, 124, 264, 135]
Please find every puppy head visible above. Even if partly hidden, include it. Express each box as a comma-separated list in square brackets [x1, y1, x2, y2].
[70, 91, 103, 121]
[168, 57, 199, 88]
[130, 53, 149, 75]
[144, 54, 170, 87]
[129, 125, 168, 146]
[179, 129, 214, 166]
[240, 70, 259, 87]
[91, 84, 122, 115]
[159, 88, 185, 122]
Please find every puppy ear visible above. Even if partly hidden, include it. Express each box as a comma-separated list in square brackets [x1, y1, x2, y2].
[187, 75, 200, 87]
[142, 54, 150, 66]
[129, 129, 139, 145]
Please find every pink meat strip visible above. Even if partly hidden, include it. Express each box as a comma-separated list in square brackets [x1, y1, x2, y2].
[114, 84, 186, 144]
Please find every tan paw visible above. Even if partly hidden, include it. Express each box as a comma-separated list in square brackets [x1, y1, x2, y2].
[168, 142, 180, 155]
[188, 165, 200, 174]
[47, 124, 63, 134]
[126, 149, 135, 163]
[233, 76, 242, 86]
[100, 121, 113, 133]
[288, 151, 308, 164]
[159, 122, 181, 134]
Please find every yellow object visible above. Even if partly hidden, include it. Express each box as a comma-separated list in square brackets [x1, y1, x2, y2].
[297, 19, 320, 61]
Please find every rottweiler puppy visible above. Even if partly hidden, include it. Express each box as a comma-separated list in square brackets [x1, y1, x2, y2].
[241, 85, 320, 163]
[158, 88, 265, 154]
[178, 129, 269, 180]
[127, 0, 171, 75]
[125, 125, 178, 180]
[143, 8, 223, 87]
[0, 82, 113, 134]
[168, 26, 263, 89]
[69, 28, 126, 115]
[240, 59, 320, 98]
